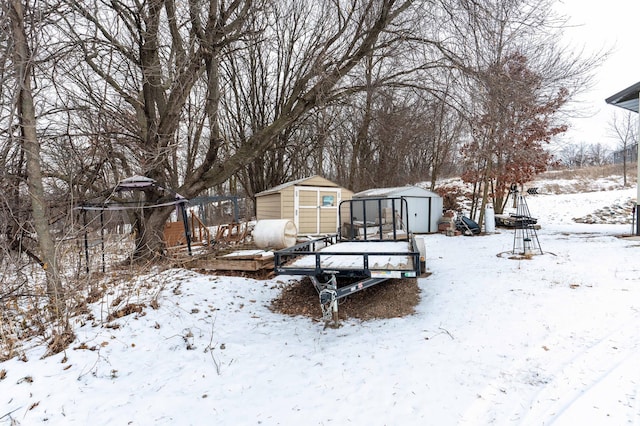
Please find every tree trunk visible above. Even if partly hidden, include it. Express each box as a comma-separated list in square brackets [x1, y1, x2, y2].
[132, 206, 172, 260]
[8, 0, 65, 317]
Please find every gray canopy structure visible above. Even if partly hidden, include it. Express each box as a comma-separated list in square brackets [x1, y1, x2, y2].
[76, 176, 192, 272]
[606, 81, 640, 234]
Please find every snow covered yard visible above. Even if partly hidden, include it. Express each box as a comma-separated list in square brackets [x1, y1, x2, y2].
[1, 187, 639, 425]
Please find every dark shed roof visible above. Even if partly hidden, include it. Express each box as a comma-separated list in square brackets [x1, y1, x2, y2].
[605, 81, 640, 112]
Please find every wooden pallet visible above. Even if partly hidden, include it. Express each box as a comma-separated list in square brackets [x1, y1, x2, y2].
[209, 249, 274, 271]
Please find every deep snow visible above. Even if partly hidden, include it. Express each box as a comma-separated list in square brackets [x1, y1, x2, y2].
[1, 180, 639, 425]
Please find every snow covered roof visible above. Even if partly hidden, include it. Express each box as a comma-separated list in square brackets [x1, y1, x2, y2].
[115, 175, 157, 189]
[353, 186, 441, 199]
[255, 175, 343, 196]
[77, 176, 187, 211]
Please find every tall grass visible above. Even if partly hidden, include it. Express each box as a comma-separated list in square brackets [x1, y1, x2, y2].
[541, 163, 637, 182]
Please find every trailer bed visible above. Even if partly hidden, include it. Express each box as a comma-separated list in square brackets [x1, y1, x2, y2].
[274, 237, 420, 279]
[285, 241, 414, 274]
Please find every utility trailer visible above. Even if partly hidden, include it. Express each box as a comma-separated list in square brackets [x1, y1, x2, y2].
[274, 197, 423, 326]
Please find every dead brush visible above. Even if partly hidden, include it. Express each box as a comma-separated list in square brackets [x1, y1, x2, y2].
[0, 271, 49, 361]
[0, 329, 18, 363]
[45, 326, 75, 357]
[106, 303, 146, 322]
[96, 262, 171, 327]
[0, 220, 170, 360]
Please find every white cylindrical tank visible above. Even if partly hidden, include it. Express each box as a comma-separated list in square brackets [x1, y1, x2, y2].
[484, 204, 496, 234]
[252, 219, 298, 249]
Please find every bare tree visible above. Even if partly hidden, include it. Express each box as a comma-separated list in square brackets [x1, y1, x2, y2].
[433, 0, 601, 226]
[609, 111, 638, 186]
[5, 0, 67, 319]
[220, 2, 326, 198]
[55, 0, 418, 258]
[222, 1, 445, 196]
[418, 79, 465, 190]
[558, 142, 589, 168]
[587, 143, 611, 168]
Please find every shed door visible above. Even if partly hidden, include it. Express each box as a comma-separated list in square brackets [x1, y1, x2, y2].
[404, 196, 432, 233]
[294, 186, 341, 235]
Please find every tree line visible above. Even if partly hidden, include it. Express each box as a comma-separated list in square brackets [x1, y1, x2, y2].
[1, 0, 600, 325]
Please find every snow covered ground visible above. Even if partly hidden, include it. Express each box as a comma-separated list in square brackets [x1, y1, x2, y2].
[1, 182, 640, 425]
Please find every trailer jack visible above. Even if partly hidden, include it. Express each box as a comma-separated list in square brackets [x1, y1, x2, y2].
[319, 288, 338, 326]
[310, 275, 339, 327]
[310, 274, 392, 328]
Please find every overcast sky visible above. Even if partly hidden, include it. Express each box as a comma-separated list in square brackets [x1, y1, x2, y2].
[555, 0, 640, 148]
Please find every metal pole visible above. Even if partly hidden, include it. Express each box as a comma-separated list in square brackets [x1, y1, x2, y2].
[362, 199, 368, 241]
[181, 203, 193, 255]
[83, 210, 89, 273]
[101, 211, 105, 273]
[233, 196, 239, 223]
[637, 91, 640, 235]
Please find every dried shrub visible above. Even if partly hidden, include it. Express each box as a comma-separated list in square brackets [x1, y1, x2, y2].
[106, 303, 146, 322]
[46, 328, 75, 357]
[435, 185, 471, 211]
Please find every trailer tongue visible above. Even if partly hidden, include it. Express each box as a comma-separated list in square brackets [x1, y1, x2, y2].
[274, 197, 423, 326]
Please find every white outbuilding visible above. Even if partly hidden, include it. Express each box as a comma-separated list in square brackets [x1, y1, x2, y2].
[352, 186, 443, 234]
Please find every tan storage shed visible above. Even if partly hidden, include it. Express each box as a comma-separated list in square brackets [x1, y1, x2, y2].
[255, 176, 353, 235]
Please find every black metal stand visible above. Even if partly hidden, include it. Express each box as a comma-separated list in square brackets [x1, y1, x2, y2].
[512, 193, 542, 256]
[180, 204, 193, 256]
